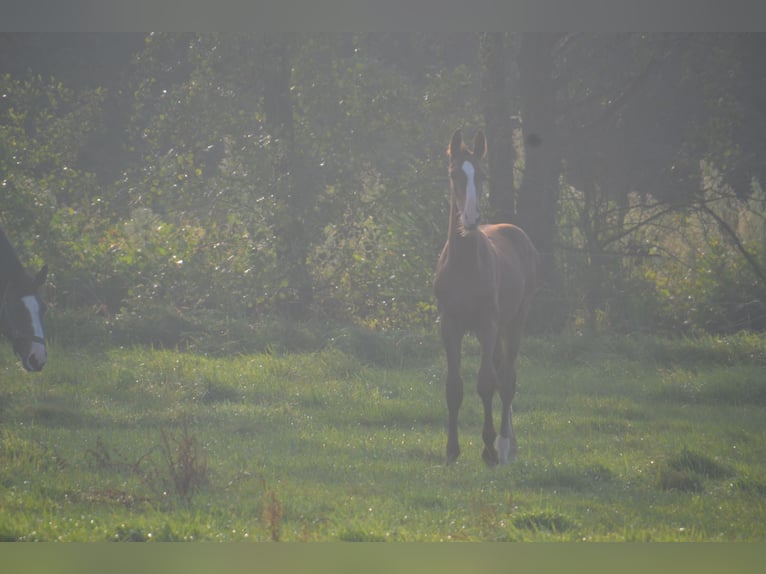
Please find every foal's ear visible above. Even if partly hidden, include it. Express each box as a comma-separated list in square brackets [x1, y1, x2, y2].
[34, 264, 48, 287]
[449, 129, 463, 158]
[474, 130, 487, 160]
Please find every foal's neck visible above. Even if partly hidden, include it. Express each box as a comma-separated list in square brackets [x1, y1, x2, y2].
[446, 194, 479, 264]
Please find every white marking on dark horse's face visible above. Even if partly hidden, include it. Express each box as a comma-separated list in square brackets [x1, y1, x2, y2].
[20, 295, 46, 371]
[459, 160, 480, 232]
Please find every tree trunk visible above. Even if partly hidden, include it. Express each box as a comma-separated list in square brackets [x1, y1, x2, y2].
[262, 34, 313, 317]
[517, 33, 562, 288]
[480, 32, 516, 224]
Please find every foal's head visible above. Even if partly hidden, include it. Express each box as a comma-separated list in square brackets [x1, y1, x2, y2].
[1, 265, 48, 372]
[448, 129, 487, 235]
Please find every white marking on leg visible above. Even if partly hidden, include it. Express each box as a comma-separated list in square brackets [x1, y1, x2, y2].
[496, 435, 518, 464]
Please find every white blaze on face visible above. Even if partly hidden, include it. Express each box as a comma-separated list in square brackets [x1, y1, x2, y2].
[21, 295, 46, 367]
[460, 160, 480, 229]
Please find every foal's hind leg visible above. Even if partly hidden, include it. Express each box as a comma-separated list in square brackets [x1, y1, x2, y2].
[477, 317, 500, 467]
[496, 324, 522, 463]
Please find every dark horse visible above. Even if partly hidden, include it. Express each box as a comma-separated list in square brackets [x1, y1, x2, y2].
[0, 226, 48, 371]
[434, 129, 538, 466]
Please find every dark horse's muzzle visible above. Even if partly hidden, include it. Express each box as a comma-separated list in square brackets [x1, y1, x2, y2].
[14, 336, 47, 372]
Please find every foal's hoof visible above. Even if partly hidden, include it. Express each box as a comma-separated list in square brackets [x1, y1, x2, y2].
[446, 446, 461, 465]
[482, 446, 499, 467]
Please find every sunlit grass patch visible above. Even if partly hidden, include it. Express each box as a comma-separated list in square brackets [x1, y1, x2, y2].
[0, 430, 66, 478]
[2, 329, 766, 540]
[515, 459, 615, 493]
[656, 365, 766, 407]
[656, 367, 704, 404]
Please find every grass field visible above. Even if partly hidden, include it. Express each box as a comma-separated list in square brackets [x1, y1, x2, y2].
[1, 322, 766, 542]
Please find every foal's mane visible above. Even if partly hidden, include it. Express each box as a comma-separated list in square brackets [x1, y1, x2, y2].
[447, 139, 470, 160]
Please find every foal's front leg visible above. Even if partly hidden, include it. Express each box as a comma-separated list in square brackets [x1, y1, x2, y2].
[442, 319, 464, 464]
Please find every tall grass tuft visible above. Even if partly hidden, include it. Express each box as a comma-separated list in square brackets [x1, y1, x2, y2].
[261, 487, 284, 542]
[158, 418, 209, 505]
[657, 447, 732, 492]
[513, 511, 574, 534]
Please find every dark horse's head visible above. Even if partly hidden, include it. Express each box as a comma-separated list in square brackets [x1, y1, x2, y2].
[1, 264, 48, 372]
[448, 129, 487, 235]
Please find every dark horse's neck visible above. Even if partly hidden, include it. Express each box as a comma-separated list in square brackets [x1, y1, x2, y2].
[0, 227, 25, 293]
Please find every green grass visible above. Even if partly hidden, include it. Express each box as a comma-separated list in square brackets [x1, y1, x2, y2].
[2, 327, 766, 541]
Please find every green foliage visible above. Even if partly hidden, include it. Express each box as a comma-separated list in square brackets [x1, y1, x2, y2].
[1, 34, 481, 327]
[0, 73, 103, 248]
[629, 179, 766, 333]
[3, 33, 766, 335]
[311, 181, 439, 329]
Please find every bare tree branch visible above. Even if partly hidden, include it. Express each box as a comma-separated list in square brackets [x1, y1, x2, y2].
[697, 201, 766, 288]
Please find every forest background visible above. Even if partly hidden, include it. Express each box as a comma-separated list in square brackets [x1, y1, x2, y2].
[2, 33, 766, 341]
